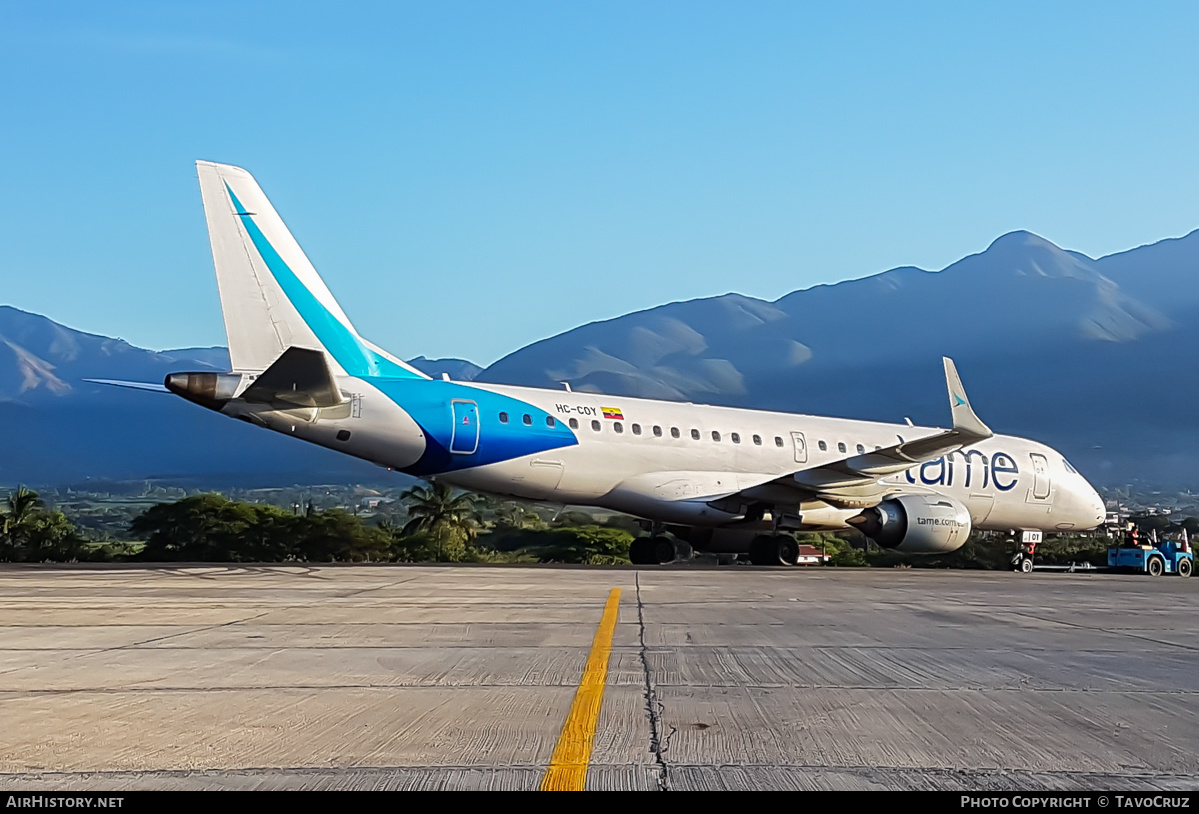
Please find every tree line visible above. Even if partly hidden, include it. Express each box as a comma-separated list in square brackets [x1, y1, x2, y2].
[0, 482, 637, 565]
[0, 482, 1164, 568]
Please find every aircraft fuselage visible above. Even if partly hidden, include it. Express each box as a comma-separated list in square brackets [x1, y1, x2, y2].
[215, 372, 1105, 539]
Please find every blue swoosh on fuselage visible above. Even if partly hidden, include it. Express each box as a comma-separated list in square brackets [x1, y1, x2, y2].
[372, 379, 578, 475]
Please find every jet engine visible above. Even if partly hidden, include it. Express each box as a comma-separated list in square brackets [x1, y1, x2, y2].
[848, 494, 972, 553]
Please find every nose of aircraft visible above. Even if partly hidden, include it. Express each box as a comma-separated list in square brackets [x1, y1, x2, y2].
[1080, 480, 1105, 530]
[1054, 460, 1106, 530]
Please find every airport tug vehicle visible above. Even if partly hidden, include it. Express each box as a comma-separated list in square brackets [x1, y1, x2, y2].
[1107, 533, 1193, 577]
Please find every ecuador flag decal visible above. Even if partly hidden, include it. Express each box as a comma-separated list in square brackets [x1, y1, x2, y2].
[602, 407, 624, 420]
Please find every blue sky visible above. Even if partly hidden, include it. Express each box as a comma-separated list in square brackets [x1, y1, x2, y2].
[2, 2, 1198, 365]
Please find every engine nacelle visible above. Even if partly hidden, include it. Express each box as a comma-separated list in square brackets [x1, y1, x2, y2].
[849, 494, 972, 553]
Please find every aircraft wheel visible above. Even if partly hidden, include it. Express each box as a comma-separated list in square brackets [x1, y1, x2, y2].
[748, 536, 775, 566]
[629, 538, 654, 565]
[773, 535, 800, 566]
[1020, 557, 1033, 574]
[1147, 556, 1164, 577]
[1177, 558, 1192, 578]
[651, 536, 676, 564]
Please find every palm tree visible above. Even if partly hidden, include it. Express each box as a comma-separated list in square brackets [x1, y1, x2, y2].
[0, 486, 81, 563]
[5, 485, 43, 523]
[1, 486, 44, 553]
[495, 501, 547, 531]
[495, 502, 526, 529]
[399, 480, 483, 561]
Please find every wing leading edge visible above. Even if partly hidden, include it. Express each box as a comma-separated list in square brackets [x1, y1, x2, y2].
[719, 358, 994, 509]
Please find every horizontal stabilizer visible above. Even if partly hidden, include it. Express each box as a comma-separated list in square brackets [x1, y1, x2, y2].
[241, 347, 345, 408]
[84, 378, 170, 393]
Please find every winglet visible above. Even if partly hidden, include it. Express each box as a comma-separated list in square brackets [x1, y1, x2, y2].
[942, 357, 992, 440]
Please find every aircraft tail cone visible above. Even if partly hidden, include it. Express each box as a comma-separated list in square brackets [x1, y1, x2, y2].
[164, 372, 240, 411]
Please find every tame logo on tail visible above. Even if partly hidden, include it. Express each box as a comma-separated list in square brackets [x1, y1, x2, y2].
[196, 161, 427, 381]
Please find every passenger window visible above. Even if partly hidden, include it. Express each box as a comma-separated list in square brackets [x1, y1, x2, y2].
[569, 418, 578, 430]
[691, 429, 701, 440]
[731, 432, 741, 444]
[671, 427, 680, 438]
[774, 436, 784, 447]
[591, 420, 601, 431]
[856, 444, 865, 454]
[753, 434, 762, 445]
[818, 440, 827, 451]
[632, 424, 642, 435]
[546, 416, 556, 428]
[653, 425, 663, 437]
[523, 414, 533, 426]
[499, 412, 509, 424]
[614, 422, 624, 434]
[838, 442, 847, 453]
[711, 431, 721, 442]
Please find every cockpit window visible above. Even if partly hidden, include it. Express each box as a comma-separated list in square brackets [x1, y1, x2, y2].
[1063, 459, 1078, 474]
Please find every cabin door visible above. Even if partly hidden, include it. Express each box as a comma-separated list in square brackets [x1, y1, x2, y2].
[450, 400, 479, 454]
[791, 432, 808, 464]
[1028, 453, 1051, 501]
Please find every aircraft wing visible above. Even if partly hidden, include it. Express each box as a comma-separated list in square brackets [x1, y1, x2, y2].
[718, 358, 993, 508]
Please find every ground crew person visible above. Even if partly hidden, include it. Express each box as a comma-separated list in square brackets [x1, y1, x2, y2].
[1124, 523, 1140, 548]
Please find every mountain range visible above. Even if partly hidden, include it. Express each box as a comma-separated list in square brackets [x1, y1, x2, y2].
[3, 228, 1198, 489]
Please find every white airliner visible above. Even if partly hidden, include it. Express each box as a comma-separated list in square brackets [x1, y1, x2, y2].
[161, 161, 1105, 565]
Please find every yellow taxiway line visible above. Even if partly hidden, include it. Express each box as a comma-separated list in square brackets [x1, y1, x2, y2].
[540, 587, 622, 791]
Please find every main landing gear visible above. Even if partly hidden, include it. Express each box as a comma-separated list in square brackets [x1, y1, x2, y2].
[747, 534, 801, 566]
[629, 536, 678, 565]
[629, 531, 803, 566]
